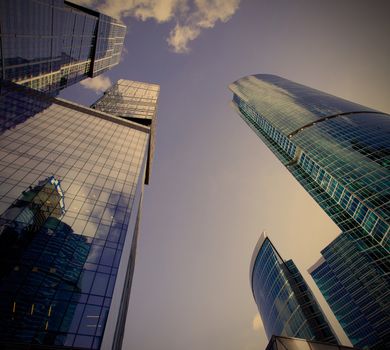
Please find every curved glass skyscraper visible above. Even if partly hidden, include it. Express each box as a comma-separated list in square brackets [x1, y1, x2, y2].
[250, 233, 338, 343]
[230, 75, 389, 349]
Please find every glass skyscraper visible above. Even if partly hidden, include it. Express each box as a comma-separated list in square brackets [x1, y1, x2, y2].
[91, 79, 160, 183]
[309, 235, 390, 350]
[251, 233, 338, 343]
[0, 0, 126, 95]
[0, 78, 159, 349]
[230, 74, 389, 349]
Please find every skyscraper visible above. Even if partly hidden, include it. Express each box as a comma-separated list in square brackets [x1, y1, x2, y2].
[251, 233, 338, 343]
[229, 74, 390, 349]
[0, 78, 159, 349]
[91, 79, 160, 184]
[0, 0, 125, 95]
[309, 235, 390, 350]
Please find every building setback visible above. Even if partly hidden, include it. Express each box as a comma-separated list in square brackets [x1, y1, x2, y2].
[0, 79, 159, 349]
[230, 74, 390, 349]
[0, 0, 125, 95]
[250, 233, 338, 343]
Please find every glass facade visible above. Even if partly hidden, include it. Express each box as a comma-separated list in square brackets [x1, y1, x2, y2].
[0, 80, 155, 349]
[250, 234, 338, 343]
[0, 0, 126, 95]
[91, 79, 160, 184]
[230, 74, 390, 349]
[265, 335, 357, 350]
[309, 235, 390, 350]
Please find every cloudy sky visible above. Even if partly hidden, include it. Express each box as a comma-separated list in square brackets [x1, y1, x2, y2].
[62, 1, 390, 349]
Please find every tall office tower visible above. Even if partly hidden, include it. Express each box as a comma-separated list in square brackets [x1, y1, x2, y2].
[229, 74, 390, 349]
[0, 0, 125, 95]
[91, 79, 160, 183]
[0, 78, 159, 349]
[251, 233, 338, 343]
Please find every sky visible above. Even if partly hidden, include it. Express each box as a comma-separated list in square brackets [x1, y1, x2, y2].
[61, 1, 390, 349]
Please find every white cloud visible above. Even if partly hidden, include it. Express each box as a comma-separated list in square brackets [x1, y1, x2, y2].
[252, 313, 263, 331]
[80, 75, 112, 94]
[72, 0, 241, 53]
[167, 24, 200, 53]
[195, 0, 240, 28]
[71, 0, 96, 6]
[98, 0, 186, 23]
[167, 0, 240, 53]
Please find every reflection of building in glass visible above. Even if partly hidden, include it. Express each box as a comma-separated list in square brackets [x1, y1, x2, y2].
[251, 233, 338, 343]
[0, 178, 90, 346]
[0, 0, 125, 95]
[0, 79, 159, 349]
[0, 176, 65, 277]
[265, 335, 357, 350]
[229, 74, 390, 350]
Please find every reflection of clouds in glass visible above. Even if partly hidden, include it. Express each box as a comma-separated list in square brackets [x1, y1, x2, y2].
[87, 245, 104, 265]
[72, 219, 87, 234]
[67, 183, 82, 196]
[98, 190, 110, 203]
[80, 201, 94, 217]
[231, 76, 312, 135]
[61, 185, 136, 239]
[84, 221, 98, 237]
[231, 75, 374, 137]
[69, 199, 84, 212]
[108, 192, 120, 204]
[96, 224, 110, 240]
[61, 213, 76, 228]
